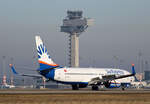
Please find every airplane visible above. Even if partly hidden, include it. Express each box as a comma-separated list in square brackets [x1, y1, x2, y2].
[9, 36, 136, 90]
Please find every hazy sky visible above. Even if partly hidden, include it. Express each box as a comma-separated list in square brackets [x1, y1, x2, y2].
[0, 0, 150, 76]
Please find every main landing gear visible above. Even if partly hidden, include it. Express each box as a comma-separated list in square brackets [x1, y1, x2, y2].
[121, 83, 126, 91]
[72, 84, 79, 90]
[92, 85, 99, 90]
[121, 86, 125, 91]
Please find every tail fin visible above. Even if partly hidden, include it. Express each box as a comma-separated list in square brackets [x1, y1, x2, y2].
[35, 36, 59, 71]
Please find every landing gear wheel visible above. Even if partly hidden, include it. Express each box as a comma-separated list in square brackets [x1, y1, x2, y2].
[92, 85, 99, 91]
[121, 87, 125, 91]
[121, 84, 126, 91]
[72, 84, 79, 90]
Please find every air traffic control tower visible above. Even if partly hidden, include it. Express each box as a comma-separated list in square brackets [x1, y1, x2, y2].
[61, 10, 93, 67]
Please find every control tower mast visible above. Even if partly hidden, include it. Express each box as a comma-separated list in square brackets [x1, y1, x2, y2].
[61, 10, 93, 67]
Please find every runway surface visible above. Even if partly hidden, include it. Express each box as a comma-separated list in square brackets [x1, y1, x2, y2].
[0, 89, 150, 94]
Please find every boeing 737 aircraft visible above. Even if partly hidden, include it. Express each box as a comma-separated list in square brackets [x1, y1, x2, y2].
[9, 36, 136, 90]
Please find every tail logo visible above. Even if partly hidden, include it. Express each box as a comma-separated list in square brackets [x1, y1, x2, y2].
[37, 43, 50, 59]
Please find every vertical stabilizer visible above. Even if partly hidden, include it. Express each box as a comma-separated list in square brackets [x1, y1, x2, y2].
[35, 36, 59, 70]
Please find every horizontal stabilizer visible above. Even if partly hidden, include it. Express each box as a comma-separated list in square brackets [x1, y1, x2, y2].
[9, 64, 42, 78]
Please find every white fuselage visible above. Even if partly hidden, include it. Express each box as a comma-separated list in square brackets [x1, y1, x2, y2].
[54, 68, 135, 84]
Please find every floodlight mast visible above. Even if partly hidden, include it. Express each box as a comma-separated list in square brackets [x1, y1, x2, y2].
[61, 10, 93, 67]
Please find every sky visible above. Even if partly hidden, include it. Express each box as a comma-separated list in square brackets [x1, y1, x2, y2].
[0, 0, 150, 77]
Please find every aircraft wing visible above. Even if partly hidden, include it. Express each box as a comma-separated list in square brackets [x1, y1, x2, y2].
[9, 64, 42, 78]
[88, 64, 136, 85]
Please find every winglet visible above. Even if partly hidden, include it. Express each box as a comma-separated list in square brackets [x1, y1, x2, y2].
[131, 64, 136, 75]
[9, 64, 18, 74]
